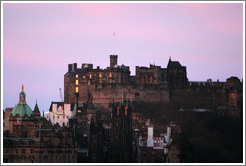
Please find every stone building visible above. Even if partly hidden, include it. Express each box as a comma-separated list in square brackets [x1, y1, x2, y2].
[3, 86, 77, 163]
[46, 101, 75, 126]
[137, 123, 180, 163]
[167, 57, 188, 88]
[63, 55, 187, 106]
[3, 107, 13, 132]
[109, 100, 133, 162]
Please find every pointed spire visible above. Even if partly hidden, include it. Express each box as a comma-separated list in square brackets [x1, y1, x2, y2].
[22, 84, 24, 91]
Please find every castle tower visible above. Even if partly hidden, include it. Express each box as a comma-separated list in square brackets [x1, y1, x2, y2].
[110, 55, 118, 68]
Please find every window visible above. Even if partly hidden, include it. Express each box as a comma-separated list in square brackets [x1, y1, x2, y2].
[3, 123, 5, 127]
[75, 80, 79, 85]
[99, 73, 102, 78]
[89, 74, 92, 79]
[57, 116, 59, 119]
[31, 149, 34, 155]
[76, 74, 78, 78]
[14, 149, 18, 154]
[76, 87, 79, 93]
[83, 75, 85, 79]
[22, 149, 26, 155]
[109, 73, 112, 77]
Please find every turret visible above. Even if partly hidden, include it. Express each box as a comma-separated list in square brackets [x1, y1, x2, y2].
[110, 55, 118, 68]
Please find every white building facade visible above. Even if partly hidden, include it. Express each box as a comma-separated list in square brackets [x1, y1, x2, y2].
[46, 102, 75, 126]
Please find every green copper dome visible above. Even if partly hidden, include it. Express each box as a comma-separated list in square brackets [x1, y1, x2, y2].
[11, 104, 33, 117]
[11, 85, 33, 117]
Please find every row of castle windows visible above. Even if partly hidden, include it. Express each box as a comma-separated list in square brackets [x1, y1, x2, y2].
[75, 73, 113, 80]
[11, 148, 34, 155]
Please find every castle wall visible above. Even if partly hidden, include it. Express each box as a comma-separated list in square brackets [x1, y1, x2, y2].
[92, 84, 169, 104]
[170, 87, 229, 108]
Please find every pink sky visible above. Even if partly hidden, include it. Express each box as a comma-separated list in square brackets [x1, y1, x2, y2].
[2, 2, 244, 111]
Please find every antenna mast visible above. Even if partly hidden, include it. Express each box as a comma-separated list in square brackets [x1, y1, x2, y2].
[59, 88, 64, 109]
[113, 32, 115, 54]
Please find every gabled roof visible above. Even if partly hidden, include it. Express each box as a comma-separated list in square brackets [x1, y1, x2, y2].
[49, 101, 76, 112]
[49, 102, 64, 111]
[167, 59, 182, 69]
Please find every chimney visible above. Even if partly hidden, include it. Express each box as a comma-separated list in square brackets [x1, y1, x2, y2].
[147, 125, 154, 147]
[68, 64, 72, 72]
[72, 63, 77, 71]
[110, 55, 118, 68]
[166, 126, 171, 145]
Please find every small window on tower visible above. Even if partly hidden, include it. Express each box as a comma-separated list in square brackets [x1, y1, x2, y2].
[109, 73, 112, 77]
[83, 75, 85, 79]
[90, 74, 92, 79]
[76, 87, 79, 93]
[76, 74, 78, 78]
[76, 80, 79, 85]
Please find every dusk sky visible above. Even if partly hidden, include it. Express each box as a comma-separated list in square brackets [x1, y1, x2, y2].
[2, 2, 244, 112]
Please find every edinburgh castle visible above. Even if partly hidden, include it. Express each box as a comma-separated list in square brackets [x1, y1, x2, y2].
[64, 55, 242, 110]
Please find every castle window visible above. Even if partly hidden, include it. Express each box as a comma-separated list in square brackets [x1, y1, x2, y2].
[76, 80, 79, 85]
[99, 73, 102, 78]
[76, 74, 78, 78]
[135, 93, 140, 97]
[83, 75, 85, 79]
[31, 149, 34, 155]
[90, 74, 92, 79]
[76, 87, 79, 93]
[58, 116, 59, 119]
[109, 73, 112, 77]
